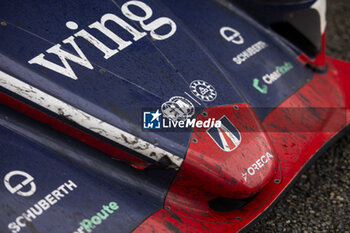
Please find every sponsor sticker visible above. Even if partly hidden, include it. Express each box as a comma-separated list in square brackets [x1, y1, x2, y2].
[219, 26, 267, 65]
[253, 62, 294, 94]
[189, 80, 217, 102]
[232, 41, 268, 65]
[4, 171, 36, 197]
[28, 0, 177, 80]
[241, 152, 274, 182]
[161, 96, 195, 121]
[144, 81, 221, 131]
[207, 115, 241, 152]
[220, 26, 244, 45]
[73, 201, 120, 233]
[7, 178, 78, 233]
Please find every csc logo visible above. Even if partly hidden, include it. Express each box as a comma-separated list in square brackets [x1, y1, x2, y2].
[4, 171, 36, 197]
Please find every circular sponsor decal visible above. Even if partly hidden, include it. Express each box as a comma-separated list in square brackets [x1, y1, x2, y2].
[220, 26, 244, 45]
[4, 170, 36, 197]
[161, 96, 195, 121]
[189, 80, 217, 102]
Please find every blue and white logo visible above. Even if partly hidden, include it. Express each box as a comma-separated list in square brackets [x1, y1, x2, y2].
[161, 96, 195, 121]
[143, 110, 162, 129]
[190, 80, 217, 102]
[207, 116, 241, 152]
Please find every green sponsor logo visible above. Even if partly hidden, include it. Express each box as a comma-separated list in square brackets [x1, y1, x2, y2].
[76, 201, 119, 233]
[253, 62, 294, 94]
[253, 78, 268, 94]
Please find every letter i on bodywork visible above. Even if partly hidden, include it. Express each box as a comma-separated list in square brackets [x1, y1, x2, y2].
[89, 13, 147, 53]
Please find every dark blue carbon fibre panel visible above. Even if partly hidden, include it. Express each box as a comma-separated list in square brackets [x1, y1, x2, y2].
[0, 0, 312, 162]
[0, 105, 176, 233]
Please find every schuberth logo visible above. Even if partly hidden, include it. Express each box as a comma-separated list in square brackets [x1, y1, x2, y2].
[220, 26, 244, 45]
[4, 171, 78, 233]
[4, 170, 36, 197]
[28, 0, 177, 80]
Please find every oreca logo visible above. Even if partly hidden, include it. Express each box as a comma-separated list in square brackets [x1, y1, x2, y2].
[4, 171, 36, 197]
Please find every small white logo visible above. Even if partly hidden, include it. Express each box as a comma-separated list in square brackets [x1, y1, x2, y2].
[241, 172, 247, 182]
[189, 80, 217, 102]
[220, 26, 244, 45]
[161, 96, 195, 121]
[4, 170, 36, 197]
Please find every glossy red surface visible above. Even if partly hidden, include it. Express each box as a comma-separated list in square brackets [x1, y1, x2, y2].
[133, 56, 350, 233]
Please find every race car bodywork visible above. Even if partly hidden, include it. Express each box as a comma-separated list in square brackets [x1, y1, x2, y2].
[0, 0, 349, 232]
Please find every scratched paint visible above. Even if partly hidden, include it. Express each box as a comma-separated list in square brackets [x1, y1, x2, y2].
[0, 71, 183, 168]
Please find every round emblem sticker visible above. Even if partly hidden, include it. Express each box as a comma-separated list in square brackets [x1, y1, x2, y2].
[189, 80, 217, 102]
[161, 96, 195, 121]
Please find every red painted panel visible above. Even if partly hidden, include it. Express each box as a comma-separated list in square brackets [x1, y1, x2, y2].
[134, 57, 350, 232]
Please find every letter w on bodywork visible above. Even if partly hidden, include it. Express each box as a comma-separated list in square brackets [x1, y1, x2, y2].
[28, 36, 93, 80]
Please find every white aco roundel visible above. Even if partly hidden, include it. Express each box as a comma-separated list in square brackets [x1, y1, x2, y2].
[4, 170, 36, 197]
[189, 80, 217, 102]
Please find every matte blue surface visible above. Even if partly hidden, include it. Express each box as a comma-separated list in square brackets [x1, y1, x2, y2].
[0, 0, 312, 161]
[0, 105, 176, 233]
